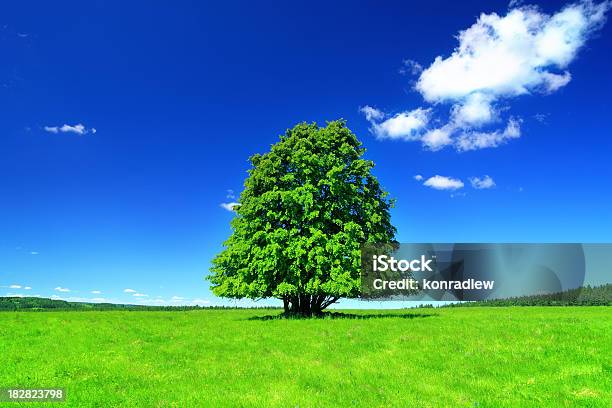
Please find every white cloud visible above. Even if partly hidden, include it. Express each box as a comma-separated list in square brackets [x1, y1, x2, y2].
[540, 71, 573, 93]
[414, 174, 423, 181]
[133, 293, 148, 297]
[423, 175, 465, 190]
[44, 123, 96, 135]
[365, 108, 431, 140]
[9, 284, 22, 289]
[450, 93, 497, 127]
[399, 59, 424, 75]
[470, 175, 496, 189]
[533, 113, 548, 123]
[455, 118, 521, 151]
[54, 286, 70, 292]
[359, 105, 385, 122]
[417, 2, 608, 102]
[220, 202, 239, 212]
[91, 297, 107, 302]
[91, 290, 102, 294]
[171, 296, 185, 301]
[509, 0, 526, 8]
[123, 288, 137, 293]
[421, 126, 454, 150]
[30, 251, 39, 255]
[24, 286, 32, 290]
[362, 1, 610, 151]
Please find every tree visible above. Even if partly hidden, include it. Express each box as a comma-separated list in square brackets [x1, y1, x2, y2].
[209, 120, 396, 316]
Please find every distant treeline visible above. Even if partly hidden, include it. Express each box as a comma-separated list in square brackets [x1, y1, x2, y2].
[441, 284, 611, 307]
[0, 297, 281, 311]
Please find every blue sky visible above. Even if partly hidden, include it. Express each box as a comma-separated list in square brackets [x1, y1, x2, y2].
[1, 0, 611, 306]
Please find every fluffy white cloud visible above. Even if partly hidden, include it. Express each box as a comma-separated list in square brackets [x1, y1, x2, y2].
[450, 93, 497, 127]
[24, 286, 32, 290]
[220, 202, 239, 212]
[470, 175, 496, 189]
[417, 2, 608, 103]
[362, 1, 610, 151]
[54, 286, 70, 292]
[133, 293, 148, 297]
[413, 174, 423, 181]
[9, 284, 22, 289]
[44, 123, 96, 135]
[423, 175, 464, 190]
[91, 290, 102, 294]
[363, 107, 430, 140]
[123, 288, 137, 293]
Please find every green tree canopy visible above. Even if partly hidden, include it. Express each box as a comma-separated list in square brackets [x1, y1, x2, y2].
[209, 120, 396, 315]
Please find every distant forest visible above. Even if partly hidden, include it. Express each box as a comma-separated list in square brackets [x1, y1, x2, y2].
[1, 284, 610, 311]
[0, 297, 278, 311]
[442, 284, 611, 307]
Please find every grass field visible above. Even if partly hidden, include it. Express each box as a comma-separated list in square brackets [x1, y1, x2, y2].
[1, 307, 610, 407]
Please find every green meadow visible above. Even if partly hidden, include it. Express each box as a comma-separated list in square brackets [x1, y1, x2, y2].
[1, 307, 610, 407]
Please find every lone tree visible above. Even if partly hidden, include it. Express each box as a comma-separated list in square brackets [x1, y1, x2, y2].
[209, 120, 396, 316]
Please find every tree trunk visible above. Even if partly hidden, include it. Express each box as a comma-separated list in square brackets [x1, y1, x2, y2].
[283, 295, 338, 317]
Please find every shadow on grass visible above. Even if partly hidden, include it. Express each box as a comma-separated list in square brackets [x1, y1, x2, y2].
[248, 311, 438, 321]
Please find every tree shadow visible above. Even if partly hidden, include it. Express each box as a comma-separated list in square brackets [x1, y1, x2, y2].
[247, 311, 438, 321]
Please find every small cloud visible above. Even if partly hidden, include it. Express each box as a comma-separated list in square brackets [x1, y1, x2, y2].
[470, 175, 496, 189]
[9, 284, 22, 289]
[171, 296, 185, 301]
[362, 107, 431, 140]
[220, 202, 239, 212]
[450, 192, 467, 198]
[123, 288, 137, 293]
[44, 123, 95, 135]
[24, 286, 32, 290]
[533, 113, 548, 123]
[399, 59, 423, 76]
[90, 297, 107, 302]
[359, 105, 385, 122]
[508, 0, 525, 9]
[133, 293, 148, 297]
[455, 119, 521, 152]
[91, 290, 102, 294]
[422, 126, 454, 150]
[423, 175, 464, 190]
[30, 251, 39, 255]
[414, 174, 423, 181]
[54, 286, 70, 293]
[226, 189, 236, 199]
